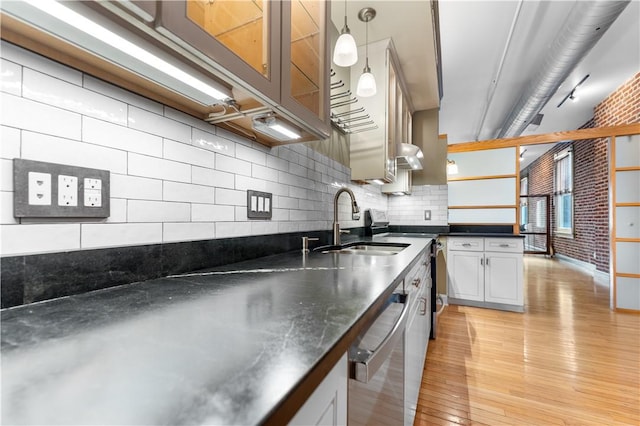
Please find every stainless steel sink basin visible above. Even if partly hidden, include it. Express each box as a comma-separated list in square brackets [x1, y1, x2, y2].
[318, 242, 409, 256]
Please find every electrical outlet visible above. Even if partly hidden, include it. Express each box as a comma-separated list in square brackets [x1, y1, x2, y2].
[58, 175, 78, 206]
[84, 178, 102, 207]
[424, 210, 432, 220]
[28, 172, 51, 205]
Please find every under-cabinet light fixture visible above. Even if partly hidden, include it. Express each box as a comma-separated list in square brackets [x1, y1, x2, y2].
[356, 7, 377, 98]
[333, 0, 358, 67]
[26, 0, 231, 103]
[446, 159, 458, 175]
[252, 115, 301, 141]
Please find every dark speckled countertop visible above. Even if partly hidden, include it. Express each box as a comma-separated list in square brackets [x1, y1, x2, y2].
[1, 235, 432, 425]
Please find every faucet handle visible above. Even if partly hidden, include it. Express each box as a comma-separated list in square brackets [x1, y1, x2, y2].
[302, 236, 319, 253]
[340, 229, 350, 235]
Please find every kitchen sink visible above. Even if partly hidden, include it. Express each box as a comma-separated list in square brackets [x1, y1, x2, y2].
[318, 242, 409, 256]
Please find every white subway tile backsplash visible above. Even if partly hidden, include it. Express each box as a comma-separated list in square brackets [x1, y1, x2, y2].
[216, 127, 252, 148]
[128, 106, 191, 144]
[83, 117, 162, 157]
[235, 206, 247, 221]
[236, 143, 267, 166]
[163, 181, 214, 204]
[266, 155, 289, 172]
[1, 224, 80, 255]
[192, 166, 234, 189]
[81, 223, 162, 249]
[110, 174, 163, 200]
[192, 204, 234, 222]
[0, 191, 18, 224]
[1, 126, 21, 159]
[0, 159, 13, 192]
[82, 75, 163, 115]
[252, 164, 279, 183]
[1, 93, 81, 140]
[215, 221, 251, 238]
[278, 222, 299, 233]
[1, 58, 22, 96]
[251, 221, 279, 235]
[215, 188, 246, 206]
[235, 175, 265, 192]
[164, 139, 214, 169]
[128, 153, 191, 183]
[163, 222, 215, 242]
[23, 69, 127, 125]
[1, 41, 82, 85]
[263, 181, 289, 197]
[275, 196, 299, 210]
[270, 208, 288, 221]
[128, 200, 190, 223]
[216, 154, 251, 176]
[192, 128, 235, 156]
[22, 131, 127, 173]
[0, 43, 398, 254]
[106, 198, 128, 223]
[164, 106, 215, 134]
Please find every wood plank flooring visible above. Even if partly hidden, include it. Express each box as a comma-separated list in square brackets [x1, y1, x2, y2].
[415, 256, 640, 426]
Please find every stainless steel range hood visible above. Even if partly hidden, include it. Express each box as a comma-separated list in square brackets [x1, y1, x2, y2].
[396, 143, 424, 170]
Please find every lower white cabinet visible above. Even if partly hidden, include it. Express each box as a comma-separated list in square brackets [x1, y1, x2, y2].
[288, 352, 348, 426]
[404, 255, 431, 426]
[447, 237, 524, 311]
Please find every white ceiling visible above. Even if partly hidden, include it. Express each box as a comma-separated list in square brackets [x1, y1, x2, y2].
[330, 0, 639, 157]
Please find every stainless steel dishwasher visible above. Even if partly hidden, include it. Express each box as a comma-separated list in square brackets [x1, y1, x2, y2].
[347, 282, 408, 425]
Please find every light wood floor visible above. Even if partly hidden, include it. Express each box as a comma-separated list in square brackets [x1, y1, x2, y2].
[415, 256, 640, 426]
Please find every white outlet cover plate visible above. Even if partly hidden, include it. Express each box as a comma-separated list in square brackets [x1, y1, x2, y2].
[28, 171, 52, 205]
[58, 175, 78, 207]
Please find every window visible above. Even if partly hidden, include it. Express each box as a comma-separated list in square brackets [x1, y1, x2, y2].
[554, 147, 573, 235]
[520, 177, 528, 230]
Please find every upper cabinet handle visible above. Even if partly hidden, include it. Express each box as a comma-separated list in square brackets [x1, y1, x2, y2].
[499, 243, 510, 248]
[462, 243, 472, 247]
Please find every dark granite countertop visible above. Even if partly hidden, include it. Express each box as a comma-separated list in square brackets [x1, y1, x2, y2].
[1, 235, 432, 425]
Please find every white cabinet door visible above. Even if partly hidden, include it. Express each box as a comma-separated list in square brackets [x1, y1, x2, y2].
[484, 252, 523, 305]
[288, 352, 347, 426]
[448, 251, 485, 301]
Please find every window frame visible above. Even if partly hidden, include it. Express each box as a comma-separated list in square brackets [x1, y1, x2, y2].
[553, 147, 574, 237]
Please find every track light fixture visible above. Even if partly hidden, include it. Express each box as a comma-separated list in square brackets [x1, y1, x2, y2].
[557, 74, 590, 108]
[356, 7, 377, 98]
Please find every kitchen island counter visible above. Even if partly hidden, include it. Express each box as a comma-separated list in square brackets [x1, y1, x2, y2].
[1, 235, 432, 425]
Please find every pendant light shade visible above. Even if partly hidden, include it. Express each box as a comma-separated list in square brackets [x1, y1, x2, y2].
[356, 7, 377, 98]
[356, 67, 377, 97]
[333, 32, 358, 67]
[332, 0, 358, 67]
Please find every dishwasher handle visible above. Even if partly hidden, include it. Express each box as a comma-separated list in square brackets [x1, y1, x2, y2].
[349, 293, 409, 383]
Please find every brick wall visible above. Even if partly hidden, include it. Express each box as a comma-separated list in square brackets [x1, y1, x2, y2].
[522, 71, 640, 272]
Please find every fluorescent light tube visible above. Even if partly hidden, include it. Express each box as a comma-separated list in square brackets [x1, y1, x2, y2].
[26, 0, 230, 102]
[269, 123, 301, 140]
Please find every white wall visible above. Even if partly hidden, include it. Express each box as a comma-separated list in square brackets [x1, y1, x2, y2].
[0, 41, 390, 256]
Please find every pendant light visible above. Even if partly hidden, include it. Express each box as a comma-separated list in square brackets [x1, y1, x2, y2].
[356, 7, 377, 98]
[332, 0, 358, 67]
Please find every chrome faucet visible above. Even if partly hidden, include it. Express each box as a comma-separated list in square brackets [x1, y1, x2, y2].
[333, 187, 360, 246]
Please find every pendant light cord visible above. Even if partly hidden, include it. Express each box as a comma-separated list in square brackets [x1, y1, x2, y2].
[365, 15, 369, 70]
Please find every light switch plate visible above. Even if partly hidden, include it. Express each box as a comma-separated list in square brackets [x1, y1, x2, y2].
[424, 210, 432, 220]
[247, 190, 272, 219]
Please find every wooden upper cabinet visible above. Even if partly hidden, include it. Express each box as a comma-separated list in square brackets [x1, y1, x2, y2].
[156, 0, 281, 102]
[155, 0, 330, 141]
[281, 0, 329, 133]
